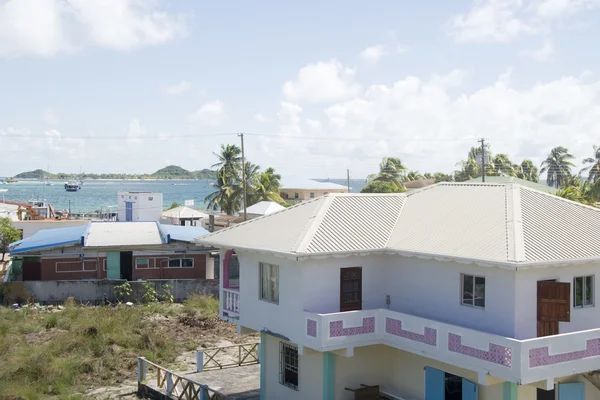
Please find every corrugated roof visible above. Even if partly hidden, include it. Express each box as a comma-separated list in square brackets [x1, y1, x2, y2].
[196, 182, 600, 265]
[464, 176, 557, 194]
[280, 177, 348, 191]
[161, 206, 209, 219]
[10, 224, 86, 254]
[85, 222, 163, 247]
[160, 224, 209, 242]
[246, 201, 286, 215]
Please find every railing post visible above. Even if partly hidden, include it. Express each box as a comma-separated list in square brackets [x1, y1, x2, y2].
[137, 357, 146, 383]
[196, 351, 204, 372]
[200, 384, 209, 400]
[257, 343, 261, 364]
[166, 371, 174, 394]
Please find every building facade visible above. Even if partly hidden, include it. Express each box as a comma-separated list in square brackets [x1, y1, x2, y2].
[117, 191, 163, 222]
[198, 184, 600, 400]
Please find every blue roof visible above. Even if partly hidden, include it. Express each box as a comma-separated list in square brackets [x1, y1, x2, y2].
[10, 224, 88, 254]
[158, 224, 209, 243]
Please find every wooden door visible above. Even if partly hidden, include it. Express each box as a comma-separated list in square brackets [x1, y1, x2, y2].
[21, 260, 41, 281]
[537, 281, 570, 337]
[340, 267, 362, 312]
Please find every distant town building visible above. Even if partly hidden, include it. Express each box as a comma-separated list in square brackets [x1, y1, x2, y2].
[117, 191, 163, 222]
[161, 206, 209, 227]
[279, 177, 348, 202]
[246, 201, 285, 219]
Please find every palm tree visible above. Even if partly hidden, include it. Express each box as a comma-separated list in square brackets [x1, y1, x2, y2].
[367, 157, 407, 190]
[204, 169, 243, 215]
[580, 145, 600, 183]
[212, 144, 242, 175]
[492, 154, 515, 177]
[250, 167, 285, 204]
[540, 146, 575, 188]
[515, 159, 539, 182]
[406, 170, 424, 181]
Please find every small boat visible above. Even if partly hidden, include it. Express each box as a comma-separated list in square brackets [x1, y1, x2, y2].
[64, 180, 81, 191]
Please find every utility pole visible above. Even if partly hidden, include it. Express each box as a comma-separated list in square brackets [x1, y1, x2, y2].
[346, 169, 351, 193]
[478, 138, 486, 183]
[238, 133, 247, 221]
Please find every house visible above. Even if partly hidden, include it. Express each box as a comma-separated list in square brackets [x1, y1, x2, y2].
[117, 191, 163, 222]
[161, 206, 209, 227]
[245, 201, 286, 219]
[280, 177, 348, 202]
[404, 178, 436, 191]
[0, 202, 20, 221]
[9, 221, 213, 281]
[464, 176, 557, 195]
[12, 219, 89, 239]
[197, 183, 600, 400]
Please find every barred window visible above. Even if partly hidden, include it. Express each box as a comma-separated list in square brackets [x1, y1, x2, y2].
[279, 342, 298, 390]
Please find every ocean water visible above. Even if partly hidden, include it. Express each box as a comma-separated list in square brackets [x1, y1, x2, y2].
[0, 178, 367, 213]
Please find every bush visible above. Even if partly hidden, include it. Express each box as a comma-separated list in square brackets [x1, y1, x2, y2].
[141, 282, 158, 303]
[114, 281, 132, 303]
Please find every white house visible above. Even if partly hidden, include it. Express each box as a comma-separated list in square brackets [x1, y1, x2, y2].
[0, 202, 20, 221]
[280, 177, 348, 202]
[117, 191, 163, 222]
[246, 201, 286, 219]
[197, 183, 600, 400]
[160, 206, 209, 227]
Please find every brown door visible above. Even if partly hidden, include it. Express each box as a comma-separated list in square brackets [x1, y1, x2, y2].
[22, 260, 42, 281]
[537, 281, 570, 337]
[340, 267, 362, 312]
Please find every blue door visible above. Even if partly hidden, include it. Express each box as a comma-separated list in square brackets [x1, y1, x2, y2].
[462, 378, 478, 400]
[558, 383, 584, 400]
[425, 367, 445, 400]
[125, 201, 133, 221]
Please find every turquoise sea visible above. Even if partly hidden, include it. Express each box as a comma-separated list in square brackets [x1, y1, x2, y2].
[0, 179, 366, 213]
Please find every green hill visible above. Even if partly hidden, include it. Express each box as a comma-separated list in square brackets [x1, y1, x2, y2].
[151, 165, 194, 179]
[193, 169, 217, 179]
[14, 169, 50, 179]
[11, 166, 217, 180]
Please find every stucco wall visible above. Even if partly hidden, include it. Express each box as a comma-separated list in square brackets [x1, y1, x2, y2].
[263, 333, 323, 400]
[514, 264, 600, 339]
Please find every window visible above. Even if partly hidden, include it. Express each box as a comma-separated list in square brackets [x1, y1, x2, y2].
[294, 193, 299, 199]
[461, 274, 485, 308]
[168, 258, 194, 268]
[260, 262, 279, 303]
[279, 342, 298, 390]
[574, 276, 594, 308]
[309, 192, 315, 198]
[136, 258, 149, 269]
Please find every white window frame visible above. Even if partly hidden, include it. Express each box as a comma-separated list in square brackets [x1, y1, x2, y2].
[279, 342, 298, 391]
[168, 258, 194, 268]
[574, 275, 594, 308]
[461, 274, 486, 309]
[260, 262, 279, 304]
[135, 258, 150, 269]
[56, 260, 97, 273]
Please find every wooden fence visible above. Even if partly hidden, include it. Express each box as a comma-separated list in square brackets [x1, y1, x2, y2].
[197, 342, 259, 372]
[138, 357, 230, 400]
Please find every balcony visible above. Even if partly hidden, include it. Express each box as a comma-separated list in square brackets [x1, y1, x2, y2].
[222, 288, 239, 320]
[303, 309, 600, 386]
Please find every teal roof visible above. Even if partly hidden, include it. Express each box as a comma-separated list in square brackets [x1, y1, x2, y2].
[464, 176, 557, 194]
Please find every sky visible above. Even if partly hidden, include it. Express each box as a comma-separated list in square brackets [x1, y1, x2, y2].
[1, 0, 600, 179]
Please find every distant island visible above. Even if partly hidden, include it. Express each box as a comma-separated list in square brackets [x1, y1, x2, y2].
[13, 165, 217, 180]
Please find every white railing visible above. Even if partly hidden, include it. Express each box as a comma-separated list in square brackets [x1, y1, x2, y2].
[222, 288, 239, 316]
[303, 309, 600, 385]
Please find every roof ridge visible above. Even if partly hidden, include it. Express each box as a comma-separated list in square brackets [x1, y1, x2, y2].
[293, 196, 336, 254]
[518, 184, 600, 211]
[383, 195, 407, 249]
[505, 183, 526, 262]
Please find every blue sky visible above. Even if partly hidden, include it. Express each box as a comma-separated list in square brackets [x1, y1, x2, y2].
[1, 0, 600, 178]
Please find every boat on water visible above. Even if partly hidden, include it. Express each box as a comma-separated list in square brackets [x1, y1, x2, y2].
[64, 180, 81, 191]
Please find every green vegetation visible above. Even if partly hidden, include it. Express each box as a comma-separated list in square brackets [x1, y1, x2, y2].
[0, 294, 221, 398]
[204, 144, 286, 214]
[13, 166, 217, 180]
[0, 218, 21, 261]
[361, 180, 405, 193]
[166, 202, 181, 211]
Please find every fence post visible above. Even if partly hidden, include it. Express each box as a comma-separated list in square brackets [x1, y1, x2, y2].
[137, 357, 146, 382]
[166, 371, 174, 394]
[199, 384, 209, 400]
[257, 343, 261, 364]
[196, 351, 204, 372]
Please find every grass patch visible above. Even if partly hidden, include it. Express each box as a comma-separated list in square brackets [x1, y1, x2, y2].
[0, 294, 223, 399]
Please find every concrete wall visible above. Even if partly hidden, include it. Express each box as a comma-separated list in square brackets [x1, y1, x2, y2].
[280, 188, 346, 202]
[515, 263, 600, 339]
[117, 192, 163, 222]
[4, 279, 219, 304]
[12, 220, 89, 239]
[263, 333, 323, 400]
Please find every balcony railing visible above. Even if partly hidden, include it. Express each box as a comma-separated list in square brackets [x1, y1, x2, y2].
[222, 288, 239, 319]
[303, 308, 600, 386]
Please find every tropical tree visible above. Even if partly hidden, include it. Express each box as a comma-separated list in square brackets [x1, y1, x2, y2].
[361, 180, 405, 193]
[250, 167, 285, 204]
[406, 170, 424, 181]
[515, 159, 539, 182]
[491, 154, 516, 177]
[366, 157, 407, 190]
[433, 172, 453, 183]
[211, 144, 242, 175]
[580, 145, 600, 183]
[540, 146, 575, 188]
[0, 218, 21, 261]
[204, 169, 243, 215]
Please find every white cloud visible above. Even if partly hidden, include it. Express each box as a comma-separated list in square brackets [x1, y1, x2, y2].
[0, 0, 187, 57]
[190, 100, 228, 127]
[306, 119, 322, 131]
[282, 59, 361, 103]
[42, 108, 59, 124]
[360, 44, 388, 63]
[254, 113, 273, 123]
[164, 81, 191, 95]
[448, 0, 600, 43]
[523, 40, 555, 61]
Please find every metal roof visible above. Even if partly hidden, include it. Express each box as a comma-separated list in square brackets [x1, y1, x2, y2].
[85, 222, 163, 247]
[159, 224, 209, 242]
[161, 206, 209, 219]
[10, 224, 86, 254]
[196, 182, 600, 266]
[246, 201, 286, 215]
[464, 176, 557, 194]
[280, 177, 348, 191]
